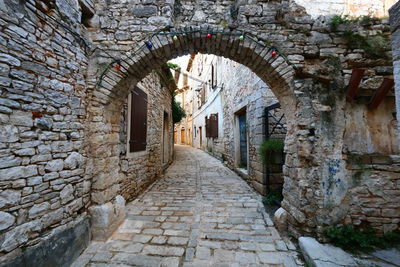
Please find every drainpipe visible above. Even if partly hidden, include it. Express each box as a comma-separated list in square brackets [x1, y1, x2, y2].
[264, 107, 270, 195]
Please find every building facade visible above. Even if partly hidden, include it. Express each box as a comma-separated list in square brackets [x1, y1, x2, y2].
[176, 54, 286, 196]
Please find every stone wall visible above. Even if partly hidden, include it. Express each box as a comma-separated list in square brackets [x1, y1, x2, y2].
[390, 2, 400, 142]
[0, 0, 91, 263]
[118, 73, 174, 202]
[218, 58, 280, 195]
[344, 154, 400, 234]
[294, 0, 396, 18]
[189, 55, 225, 157]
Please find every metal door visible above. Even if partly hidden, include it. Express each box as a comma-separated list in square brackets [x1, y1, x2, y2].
[238, 113, 247, 168]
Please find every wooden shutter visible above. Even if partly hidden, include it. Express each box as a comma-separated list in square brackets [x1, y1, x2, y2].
[201, 86, 206, 105]
[211, 64, 217, 89]
[210, 113, 218, 138]
[205, 116, 210, 138]
[129, 87, 148, 152]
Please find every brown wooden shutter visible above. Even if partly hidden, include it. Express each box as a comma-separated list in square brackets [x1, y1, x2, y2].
[206, 115, 210, 138]
[211, 64, 217, 89]
[129, 87, 148, 152]
[201, 86, 206, 105]
[210, 113, 218, 138]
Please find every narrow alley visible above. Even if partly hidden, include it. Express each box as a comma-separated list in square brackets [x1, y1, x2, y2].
[73, 145, 300, 266]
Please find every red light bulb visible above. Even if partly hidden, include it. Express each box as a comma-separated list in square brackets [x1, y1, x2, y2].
[115, 64, 121, 71]
[272, 50, 278, 57]
[206, 33, 212, 39]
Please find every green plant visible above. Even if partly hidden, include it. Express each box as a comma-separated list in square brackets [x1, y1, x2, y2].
[172, 95, 186, 124]
[342, 30, 390, 59]
[325, 225, 400, 252]
[167, 62, 180, 70]
[330, 15, 350, 31]
[359, 15, 373, 26]
[259, 139, 284, 166]
[238, 163, 247, 169]
[330, 14, 390, 59]
[262, 190, 283, 206]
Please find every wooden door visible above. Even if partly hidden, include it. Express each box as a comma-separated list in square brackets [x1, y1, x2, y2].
[181, 129, 185, 144]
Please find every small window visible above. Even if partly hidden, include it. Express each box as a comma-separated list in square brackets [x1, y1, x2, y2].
[211, 64, 217, 89]
[129, 87, 148, 152]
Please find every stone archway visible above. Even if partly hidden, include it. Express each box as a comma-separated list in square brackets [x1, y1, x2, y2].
[82, 0, 398, 243]
[85, 27, 321, 240]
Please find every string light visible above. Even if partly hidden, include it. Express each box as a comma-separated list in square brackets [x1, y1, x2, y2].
[115, 60, 121, 71]
[145, 41, 153, 50]
[97, 29, 297, 88]
[21, 2, 294, 89]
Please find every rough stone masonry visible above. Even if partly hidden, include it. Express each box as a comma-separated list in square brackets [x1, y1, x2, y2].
[0, 0, 399, 265]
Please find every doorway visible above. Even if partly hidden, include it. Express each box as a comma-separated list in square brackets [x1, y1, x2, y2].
[238, 112, 248, 169]
[181, 128, 186, 144]
[199, 126, 202, 147]
[162, 112, 169, 164]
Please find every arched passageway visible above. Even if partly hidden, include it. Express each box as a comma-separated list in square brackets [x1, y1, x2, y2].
[86, 27, 341, 240]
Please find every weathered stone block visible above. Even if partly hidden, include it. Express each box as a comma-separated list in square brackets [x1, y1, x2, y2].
[0, 124, 19, 143]
[29, 202, 50, 219]
[131, 5, 157, 17]
[45, 159, 64, 172]
[0, 165, 37, 181]
[64, 152, 84, 169]
[0, 190, 21, 209]
[0, 217, 90, 266]
[89, 195, 125, 241]
[60, 184, 74, 204]
[0, 211, 15, 231]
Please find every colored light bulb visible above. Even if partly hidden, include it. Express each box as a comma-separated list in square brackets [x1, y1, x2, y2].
[146, 41, 153, 49]
[173, 35, 178, 41]
[206, 33, 212, 39]
[272, 50, 278, 57]
[239, 35, 244, 41]
[115, 64, 121, 71]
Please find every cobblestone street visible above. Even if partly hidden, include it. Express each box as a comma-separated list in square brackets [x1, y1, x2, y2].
[73, 145, 300, 266]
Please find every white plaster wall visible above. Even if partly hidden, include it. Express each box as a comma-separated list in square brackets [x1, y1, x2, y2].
[294, 0, 396, 17]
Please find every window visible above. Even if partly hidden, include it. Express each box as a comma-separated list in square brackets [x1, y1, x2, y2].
[205, 113, 218, 138]
[200, 85, 206, 106]
[129, 87, 148, 152]
[211, 64, 217, 89]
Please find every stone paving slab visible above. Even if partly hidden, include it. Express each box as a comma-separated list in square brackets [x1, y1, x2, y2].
[72, 145, 302, 266]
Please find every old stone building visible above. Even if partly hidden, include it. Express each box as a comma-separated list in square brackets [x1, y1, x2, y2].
[172, 55, 194, 146]
[174, 53, 287, 196]
[0, 0, 399, 265]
